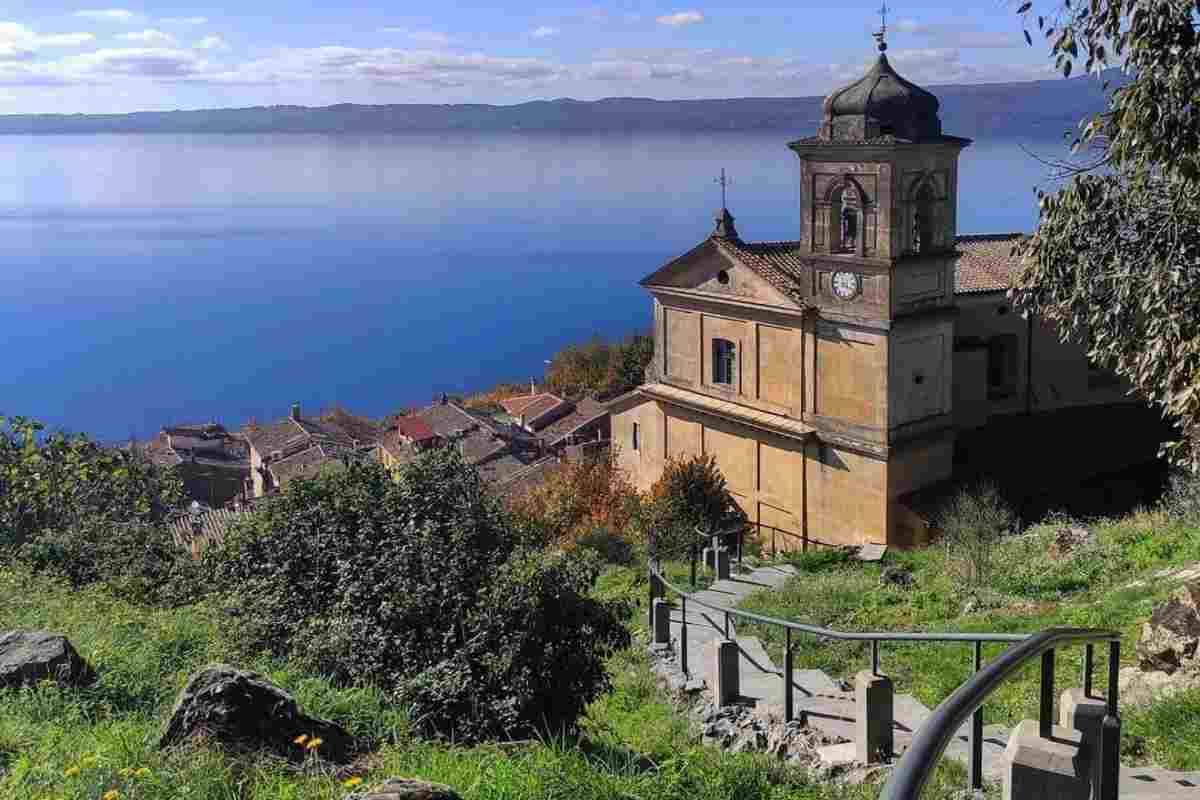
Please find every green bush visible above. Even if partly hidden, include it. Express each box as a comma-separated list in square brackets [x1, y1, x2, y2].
[935, 483, 1016, 589]
[639, 455, 747, 558]
[207, 448, 628, 743]
[0, 416, 189, 604]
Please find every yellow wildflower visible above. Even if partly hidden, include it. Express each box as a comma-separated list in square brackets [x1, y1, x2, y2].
[293, 734, 309, 745]
[305, 737, 323, 751]
[102, 791, 120, 800]
[134, 767, 151, 778]
[119, 767, 134, 778]
[342, 777, 363, 788]
[63, 766, 80, 778]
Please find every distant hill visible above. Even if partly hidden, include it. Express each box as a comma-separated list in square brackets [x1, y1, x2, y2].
[0, 72, 1118, 138]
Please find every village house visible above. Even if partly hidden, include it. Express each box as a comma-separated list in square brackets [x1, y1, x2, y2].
[239, 403, 367, 498]
[610, 40, 1153, 549]
[142, 423, 249, 508]
[498, 390, 612, 451]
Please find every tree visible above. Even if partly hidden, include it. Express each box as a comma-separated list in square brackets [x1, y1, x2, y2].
[605, 334, 655, 397]
[1009, 0, 1200, 470]
[639, 455, 747, 557]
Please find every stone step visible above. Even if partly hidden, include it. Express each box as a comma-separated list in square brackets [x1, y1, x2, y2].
[1121, 766, 1200, 798]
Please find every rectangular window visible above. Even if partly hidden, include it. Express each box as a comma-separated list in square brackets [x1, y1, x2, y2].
[712, 338, 736, 385]
[631, 422, 640, 452]
[987, 334, 1019, 399]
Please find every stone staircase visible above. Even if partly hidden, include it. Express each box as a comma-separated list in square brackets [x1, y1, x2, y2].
[664, 560, 1200, 797]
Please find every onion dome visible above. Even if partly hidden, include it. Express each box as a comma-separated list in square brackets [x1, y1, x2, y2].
[819, 48, 942, 142]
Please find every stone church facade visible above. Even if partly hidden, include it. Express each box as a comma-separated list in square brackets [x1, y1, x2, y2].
[610, 43, 1137, 549]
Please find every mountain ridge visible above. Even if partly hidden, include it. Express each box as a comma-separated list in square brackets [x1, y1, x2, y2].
[0, 71, 1117, 137]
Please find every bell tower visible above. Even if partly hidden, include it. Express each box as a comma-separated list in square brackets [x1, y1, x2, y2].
[789, 31, 971, 455]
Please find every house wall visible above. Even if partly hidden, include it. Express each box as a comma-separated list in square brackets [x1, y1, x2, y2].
[954, 293, 1135, 423]
[656, 295, 806, 419]
[249, 446, 266, 498]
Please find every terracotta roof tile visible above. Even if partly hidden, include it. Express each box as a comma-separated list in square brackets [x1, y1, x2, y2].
[394, 415, 436, 441]
[711, 238, 810, 302]
[954, 233, 1027, 294]
[536, 397, 609, 444]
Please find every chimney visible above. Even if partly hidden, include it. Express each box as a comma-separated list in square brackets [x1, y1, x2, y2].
[530, 378, 536, 395]
[290, 402, 301, 421]
[519, 413, 527, 430]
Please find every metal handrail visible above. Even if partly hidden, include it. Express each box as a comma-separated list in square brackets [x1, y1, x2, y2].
[648, 544, 1122, 798]
[881, 628, 1121, 800]
[651, 560, 1028, 644]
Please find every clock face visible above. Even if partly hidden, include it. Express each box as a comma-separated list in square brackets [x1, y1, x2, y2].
[832, 271, 859, 300]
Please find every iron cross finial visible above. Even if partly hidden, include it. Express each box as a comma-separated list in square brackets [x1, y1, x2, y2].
[874, 2, 890, 51]
[714, 168, 731, 209]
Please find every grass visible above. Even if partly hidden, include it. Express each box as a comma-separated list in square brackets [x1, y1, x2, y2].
[728, 507, 1200, 770]
[3, 562, 996, 800]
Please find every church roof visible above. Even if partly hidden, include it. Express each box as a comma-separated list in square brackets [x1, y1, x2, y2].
[954, 233, 1028, 294]
[644, 232, 1028, 299]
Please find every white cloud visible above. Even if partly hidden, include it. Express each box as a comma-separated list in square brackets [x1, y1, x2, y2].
[160, 16, 208, 26]
[0, 22, 95, 61]
[195, 35, 230, 51]
[891, 18, 1022, 49]
[61, 47, 204, 78]
[656, 10, 705, 27]
[117, 29, 177, 46]
[530, 26, 559, 39]
[73, 9, 142, 23]
[379, 28, 454, 46]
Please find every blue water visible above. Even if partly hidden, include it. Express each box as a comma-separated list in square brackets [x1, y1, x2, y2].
[0, 131, 1066, 442]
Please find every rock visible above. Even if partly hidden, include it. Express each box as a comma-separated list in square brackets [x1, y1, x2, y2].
[346, 778, 462, 800]
[158, 664, 357, 762]
[0, 630, 95, 689]
[879, 566, 914, 589]
[1049, 526, 1094, 558]
[1118, 665, 1200, 708]
[1137, 582, 1200, 674]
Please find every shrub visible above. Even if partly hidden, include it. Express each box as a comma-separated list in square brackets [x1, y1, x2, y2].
[1162, 469, 1200, 525]
[638, 455, 747, 558]
[935, 483, 1016, 589]
[207, 447, 627, 744]
[506, 453, 642, 550]
[0, 416, 189, 604]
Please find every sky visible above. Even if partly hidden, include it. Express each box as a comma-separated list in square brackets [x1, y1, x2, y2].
[0, 1, 1065, 114]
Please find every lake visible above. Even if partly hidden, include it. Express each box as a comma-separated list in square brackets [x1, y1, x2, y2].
[0, 131, 1068, 442]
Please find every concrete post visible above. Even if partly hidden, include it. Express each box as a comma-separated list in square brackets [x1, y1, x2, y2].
[702, 547, 716, 571]
[715, 547, 731, 580]
[713, 638, 740, 707]
[652, 599, 672, 645]
[855, 670, 894, 763]
[1003, 719, 1092, 800]
[1060, 688, 1106, 796]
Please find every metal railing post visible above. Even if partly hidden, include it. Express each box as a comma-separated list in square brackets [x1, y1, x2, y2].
[737, 525, 744, 564]
[690, 543, 697, 590]
[1083, 642, 1094, 698]
[1097, 640, 1121, 800]
[784, 628, 794, 723]
[724, 611, 730, 640]
[871, 640, 880, 676]
[1039, 648, 1056, 739]
[968, 641, 983, 791]
[680, 595, 689, 677]
[647, 563, 656, 631]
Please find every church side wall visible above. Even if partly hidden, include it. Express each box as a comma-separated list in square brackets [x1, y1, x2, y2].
[806, 443, 888, 547]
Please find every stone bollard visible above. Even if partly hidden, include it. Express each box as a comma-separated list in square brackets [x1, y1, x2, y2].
[855, 670, 894, 763]
[703, 547, 716, 571]
[1002, 719, 1091, 800]
[652, 599, 672, 645]
[713, 639, 740, 707]
[715, 547, 731, 580]
[1060, 688, 1107, 796]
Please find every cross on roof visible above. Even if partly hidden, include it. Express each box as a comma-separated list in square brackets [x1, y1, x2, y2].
[874, 2, 890, 51]
[714, 167, 732, 209]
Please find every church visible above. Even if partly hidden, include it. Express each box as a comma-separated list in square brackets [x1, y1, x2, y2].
[609, 36, 1147, 549]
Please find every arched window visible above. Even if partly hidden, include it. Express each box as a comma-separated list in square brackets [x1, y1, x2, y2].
[830, 184, 860, 254]
[913, 182, 936, 254]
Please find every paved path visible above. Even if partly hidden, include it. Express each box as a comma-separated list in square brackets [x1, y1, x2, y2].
[665, 559, 1200, 797]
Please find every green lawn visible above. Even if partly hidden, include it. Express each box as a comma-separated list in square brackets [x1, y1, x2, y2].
[726, 509, 1200, 770]
[0, 564, 990, 800]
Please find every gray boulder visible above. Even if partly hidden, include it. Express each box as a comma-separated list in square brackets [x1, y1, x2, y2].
[879, 566, 914, 589]
[1137, 581, 1200, 674]
[0, 630, 95, 689]
[158, 664, 357, 762]
[346, 778, 462, 800]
